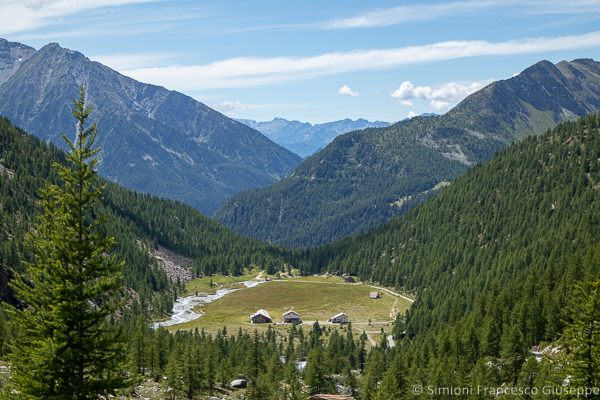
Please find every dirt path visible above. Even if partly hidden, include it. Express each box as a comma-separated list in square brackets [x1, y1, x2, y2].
[366, 285, 414, 303]
[354, 327, 377, 347]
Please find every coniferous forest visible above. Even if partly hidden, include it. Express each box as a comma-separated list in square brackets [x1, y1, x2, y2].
[1, 103, 600, 398]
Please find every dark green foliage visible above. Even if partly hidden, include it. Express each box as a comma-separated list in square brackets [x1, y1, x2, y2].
[560, 280, 600, 391]
[2, 90, 600, 398]
[215, 119, 470, 248]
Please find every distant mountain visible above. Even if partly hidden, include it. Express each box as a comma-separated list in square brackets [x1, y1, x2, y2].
[235, 117, 391, 157]
[0, 40, 302, 215]
[214, 59, 600, 247]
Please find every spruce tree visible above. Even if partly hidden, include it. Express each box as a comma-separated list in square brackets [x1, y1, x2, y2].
[378, 352, 407, 399]
[561, 280, 600, 391]
[8, 86, 127, 399]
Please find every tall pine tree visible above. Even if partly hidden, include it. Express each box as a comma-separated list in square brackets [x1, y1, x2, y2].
[8, 86, 128, 399]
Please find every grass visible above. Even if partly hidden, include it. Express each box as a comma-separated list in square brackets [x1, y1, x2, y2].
[173, 279, 412, 336]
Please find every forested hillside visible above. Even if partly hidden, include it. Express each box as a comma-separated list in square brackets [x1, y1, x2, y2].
[0, 116, 300, 315]
[215, 59, 600, 247]
[297, 113, 600, 394]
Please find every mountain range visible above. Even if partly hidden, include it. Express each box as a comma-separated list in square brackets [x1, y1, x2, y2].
[0, 39, 302, 215]
[214, 58, 600, 247]
[235, 117, 392, 157]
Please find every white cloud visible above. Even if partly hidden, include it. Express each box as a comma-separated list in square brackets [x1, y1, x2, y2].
[321, 1, 600, 29]
[0, 0, 158, 34]
[399, 100, 415, 108]
[323, 1, 496, 29]
[407, 111, 419, 118]
[207, 100, 271, 115]
[121, 31, 600, 91]
[391, 80, 492, 103]
[338, 85, 359, 97]
[431, 100, 451, 112]
[209, 101, 249, 115]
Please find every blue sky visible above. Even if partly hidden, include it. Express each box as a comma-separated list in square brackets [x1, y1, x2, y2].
[2, 0, 600, 124]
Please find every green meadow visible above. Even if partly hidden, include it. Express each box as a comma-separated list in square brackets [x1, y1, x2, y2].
[172, 277, 412, 338]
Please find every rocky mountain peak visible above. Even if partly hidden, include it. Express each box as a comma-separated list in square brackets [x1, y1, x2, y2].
[0, 38, 37, 87]
[0, 39, 301, 215]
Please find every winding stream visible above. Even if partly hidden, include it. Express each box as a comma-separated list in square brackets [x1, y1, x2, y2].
[153, 280, 266, 328]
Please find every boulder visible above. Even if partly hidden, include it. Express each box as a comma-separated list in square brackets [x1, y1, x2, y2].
[237, 373, 249, 381]
[230, 379, 247, 389]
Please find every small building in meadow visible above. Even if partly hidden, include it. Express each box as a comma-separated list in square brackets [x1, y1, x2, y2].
[370, 291, 381, 299]
[282, 310, 301, 324]
[328, 312, 349, 324]
[250, 309, 272, 324]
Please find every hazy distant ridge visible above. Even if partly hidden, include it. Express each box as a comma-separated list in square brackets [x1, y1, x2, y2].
[235, 117, 391, 157]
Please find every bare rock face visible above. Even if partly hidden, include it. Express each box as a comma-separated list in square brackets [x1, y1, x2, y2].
[307, 395, 357, 400]
[148, 244, 193, 282]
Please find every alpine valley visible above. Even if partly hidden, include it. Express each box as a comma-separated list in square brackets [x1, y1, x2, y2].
[215, 59, 600, 247]
[0, 38, 302, 216]
[2, 31, 600, 400]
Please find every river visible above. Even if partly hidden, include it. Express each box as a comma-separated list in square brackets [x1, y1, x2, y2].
[152, 279, 266, 328]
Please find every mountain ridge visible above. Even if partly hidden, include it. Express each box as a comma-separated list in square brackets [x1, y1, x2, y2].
[0, 40, 302, 215]
[215, 58, 600, 247]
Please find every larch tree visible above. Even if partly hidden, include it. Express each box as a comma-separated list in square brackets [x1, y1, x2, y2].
[9, 86, 128, 399]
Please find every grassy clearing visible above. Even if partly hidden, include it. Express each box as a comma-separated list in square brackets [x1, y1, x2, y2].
[174, 280, 412, 336]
